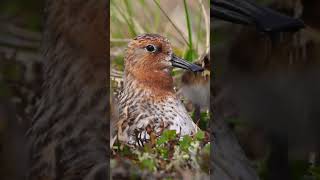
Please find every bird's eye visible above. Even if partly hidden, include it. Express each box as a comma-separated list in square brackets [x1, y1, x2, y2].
[145, 45, 156, 52]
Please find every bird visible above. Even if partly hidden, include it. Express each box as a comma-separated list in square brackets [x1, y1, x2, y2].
[114, 34, 203, 146]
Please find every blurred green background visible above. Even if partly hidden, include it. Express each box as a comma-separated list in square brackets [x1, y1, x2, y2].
[110, 0, 209, 73]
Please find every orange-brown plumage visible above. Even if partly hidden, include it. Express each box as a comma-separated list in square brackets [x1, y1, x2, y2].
[124, 34, 174, 98]
[115, 34, 203, 146]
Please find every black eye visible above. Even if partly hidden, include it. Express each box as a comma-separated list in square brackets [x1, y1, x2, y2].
[145, 45, 156, 52]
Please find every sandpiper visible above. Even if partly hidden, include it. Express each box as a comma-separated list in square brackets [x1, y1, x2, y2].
[115, 34, 203, 146]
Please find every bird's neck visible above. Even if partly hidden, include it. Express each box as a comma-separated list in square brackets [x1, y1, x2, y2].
[125, 69, 175, 98]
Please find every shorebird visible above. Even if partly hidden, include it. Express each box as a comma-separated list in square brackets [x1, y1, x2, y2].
[115, 34, 203, 146]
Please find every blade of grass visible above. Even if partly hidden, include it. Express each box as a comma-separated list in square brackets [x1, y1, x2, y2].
[199, 0, 210, 53]
[110, 38, 131, 43]
[136, 0, 152, 33]
[138, 0, 145, 5]
[122, 0, 150, 35]
[183, 0, 193, 51]
[152, 0, 189, 47]
[111, 0, 137, 36]
[196, 5, 203, 53]
[183, 0, 198, 61]
[124, 0, 138, 34]
[153, 7, 161, 32]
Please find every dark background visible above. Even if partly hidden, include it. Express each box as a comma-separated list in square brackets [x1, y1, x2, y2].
[0, 0, 43, 179]
[213, 0, 320, 179]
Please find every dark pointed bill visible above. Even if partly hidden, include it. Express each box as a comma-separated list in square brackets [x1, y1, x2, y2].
[211, 0, 305, 33]
[170, 54, 204, 72]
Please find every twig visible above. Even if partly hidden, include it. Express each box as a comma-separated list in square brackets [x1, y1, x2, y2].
[198, 0, 210, 54]
[110, 38, 131, 43]
[0, 34, 40, 49]
[152, 0, 190, 46]
[0, 23, 41, 41]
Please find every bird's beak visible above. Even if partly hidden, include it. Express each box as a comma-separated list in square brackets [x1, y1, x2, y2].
[211, 0, 305, 33]
[170, 54, 204, 72]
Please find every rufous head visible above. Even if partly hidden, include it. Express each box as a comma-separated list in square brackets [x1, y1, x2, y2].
[124, 34, 203, 94]
[125, 34, 202, 73]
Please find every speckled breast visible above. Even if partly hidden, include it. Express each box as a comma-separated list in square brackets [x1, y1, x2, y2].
[117, 87, 198, 146]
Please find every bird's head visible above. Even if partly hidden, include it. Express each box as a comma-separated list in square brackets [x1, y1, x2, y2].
[125, 34, 203, 75]
[124, 34, 203, 94]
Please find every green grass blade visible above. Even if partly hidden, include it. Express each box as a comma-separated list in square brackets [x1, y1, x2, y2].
[183, 0, 197, 61]
[152, 0, 189, 46]
[124, 0, 137, 35]
[183, 0, 193, 50]
[111, 0, 137, 36]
